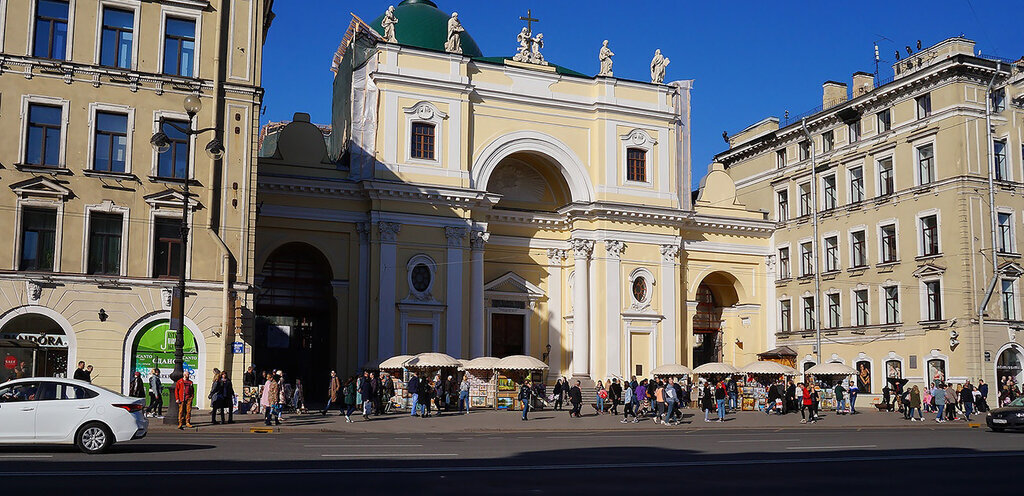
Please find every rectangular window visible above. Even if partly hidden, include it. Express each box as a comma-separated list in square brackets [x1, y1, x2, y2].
[100, 7, 134, 68]
[854, 289, 869, 326]
[800, 241, 814, 276]
[33, 0, 69, 60]
[778, 247, 790, 279]
[991, 87, 1006, 113]
[878, 157, 894, 196]
[410, 122, 435, 160]
[824, 236, 838, 272]
[916, 94, 931, 119]
[920, 215, 939, 256]
[827, 293, 841, 328]
[25, 103, 63, 167]
[803, 296, 815, 330]
[1003, 279, 1018, 321]
[849, 166, 864, 203]
[799, 182, 811, 216]
[157, 119, 190, 179]
[779, 300, 791, 333]
[626, 148, 647, 182]
[994, 139, 1007, 181]
[823, 175, 837, 210]
[917, 144, 934, 185]
[799, 140, 810, 161]
[925, 281, 942, 321]
[880, 224, 897, 263]
[822, 130, 834, 153]
[851, 230, 867, 267]
[93, 112, 128, 173]
[776, 148, 787, 169]
[884, 286, 900, 324]
[776, 190, 789, 222]
[153, 217, 182, 278]
[848, 120, 860, 143]
[20, 208, 57, 271]
[877, 109, 891, 133]
[998, 212, 1013, 253]
[163, 17, 196, 76]
[87, 213, 122, 275]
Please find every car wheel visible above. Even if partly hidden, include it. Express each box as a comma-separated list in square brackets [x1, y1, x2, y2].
[76, 422, 113, 454]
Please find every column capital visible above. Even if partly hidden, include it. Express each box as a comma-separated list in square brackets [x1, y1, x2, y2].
[378, 221, 401, 242]
[604, 240, 627, 259]
[660, 243, 679, 261]
[356, 221, 371, 243]
[571, 239, 595, 260]
[765, 254, 776, 272]
[444, 226, 468, 248]
[470, 230, 490, 250]
[546, 248, 567, 263]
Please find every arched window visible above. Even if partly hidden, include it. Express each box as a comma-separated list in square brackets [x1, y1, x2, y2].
[693, 284, 718, 333]
[258, 243, 333, 309]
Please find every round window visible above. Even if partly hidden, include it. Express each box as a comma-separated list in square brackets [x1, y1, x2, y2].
[411, 263, 431, 292]
[632, 276, 647, 303]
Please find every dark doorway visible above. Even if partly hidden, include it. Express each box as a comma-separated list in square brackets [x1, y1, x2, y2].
[692, 284, 722, 367]
[490, 313, 524, 358]
[255, 243, 335, 402]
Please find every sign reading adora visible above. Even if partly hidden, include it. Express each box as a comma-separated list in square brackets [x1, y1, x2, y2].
[0, 332, 68, 348]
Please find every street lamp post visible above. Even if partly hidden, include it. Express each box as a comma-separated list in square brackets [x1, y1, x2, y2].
[151, 94, 224, 425]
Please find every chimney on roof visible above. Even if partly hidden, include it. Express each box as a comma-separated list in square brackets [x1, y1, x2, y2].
[823, 81, 848, 109]
[852, 72, 874, 96]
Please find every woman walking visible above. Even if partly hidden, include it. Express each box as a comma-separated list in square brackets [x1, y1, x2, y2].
[595, 380, 606, 414]
[621, 382, 637, 423]
[807, 385, 820, 423]
[323, 371, 341, 416]
[908, 385, 923, 421]
[701, 382, 715, 422]
[343, 376, 357, 422]
[210, 372, 235, 424]
[553, 379, 564, 411]
[799, 382, 812, 423]
[420, 379, 434, 418]
[147, 368, 163, 418]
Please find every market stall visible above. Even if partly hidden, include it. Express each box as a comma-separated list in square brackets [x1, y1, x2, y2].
[494, 355, 548, 411]
[462, 357, 499, 409]
[804, 362, 857, 411]
[379, 354, 413, 411]
[403, 352, 462, 411]
[738, 361, 797, 411]
[756, 346, 798, 369]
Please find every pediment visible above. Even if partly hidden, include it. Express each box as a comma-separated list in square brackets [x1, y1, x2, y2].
[10, 177, 71, 200]
[403, 101, 447, 121]
[484, 272, 544, 299]
[620, 128, 657, 147]
[999, 262, 1024, 278]
[912, 263, 946, 278]
[144, 189, 200, 210]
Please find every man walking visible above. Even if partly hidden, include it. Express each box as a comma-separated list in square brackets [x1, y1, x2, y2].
[715, 380, 727, 421]
[569, 380, 583, 418]
[960, 381, 974, 421]
[408, 373, 421, 417]
[609, 378, 622, 415]
[727, 378, 738, 411]
[360, 371, 374, 420]
[147, 368, 163, 418]
[519, 380, 534, 421]
[932, 382, 946, 423]
[174, 370, 194, 429]
[663, 377, 678, 425]
[323, 370, 341, 416]
[73, 361, 89, 382]
[458, 375, 470, 413]
[848, 380, 859, 414]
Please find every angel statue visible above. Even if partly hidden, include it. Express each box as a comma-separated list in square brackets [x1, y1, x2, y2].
[598, 40, 614, 77]
[530, 33, 547, 65]
[381, 5, 398, 43]
[513, 27, 531, 62]
[445, 12, 464, 54]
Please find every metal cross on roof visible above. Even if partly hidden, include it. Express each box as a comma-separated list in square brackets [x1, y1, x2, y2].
[519, 9, 539, 33]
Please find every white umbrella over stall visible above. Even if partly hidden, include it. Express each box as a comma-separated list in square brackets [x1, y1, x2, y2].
[404, 352, 462, 369]
[495, 355, 549, 371]
[378, 354, 413, 371]
[739, 361, 797, 376]
[804, 362, 857, 376]
[651, 364, 694, 376]
[693, 362, 739, 375]
[463, 356, 501, 370]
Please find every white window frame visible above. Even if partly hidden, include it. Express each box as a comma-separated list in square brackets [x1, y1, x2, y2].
[847, 165, 864, 204]
[876, 155, 895, 196]
[158, 5, 203, 78]
[799, 140, 810, 161]
[777, 244, 791, 279]
[993, 137, 1010, 182]
[27, 0, 78, 60]
[778, 298, 792, 333]
[915, 209, 941, 257]
[82, 201, 130, 276]
[821, 174, 837, 210]
[821, 130, 834, 153]
[877, 219, 899, 264]
[914, 140, 936, 186]
[18, 95, 71, 167]
[13, 198, 65, 272]
[406, 253, 438, 300]
[799, 239, 814, 276]
[991, 87, 1007, 113]
[849, 227, 868, 268]
[919, 276, 944, 322]
[996, 208, 1016, 254]
[847, 120, 860, 143]
[776, 148, 787, 168]
[151, 110, 196, 179]
[822, 233, 839, 273]
[620, 128, 657, 187]
[802, 295, 815, 331]
[775, 186, 790, 222]
[798, 181, 812, 216]
[876, 108, 891, 134]
[826, 291, 841, 329]
[880, 283, 901, 325]
[628, 267, 656, 307]
[923, 350, 949, 385]
[147, 209, 192, 279]
[87, 102, 136, 174]
[403, 101, 447, 166]
[915, 93, 932, 120]
[93, 0, 141, 70]
[1002, 278, 1019, 321]
[852, 286, 869, 326]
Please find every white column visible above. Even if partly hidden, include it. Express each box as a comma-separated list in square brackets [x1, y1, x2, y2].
[444, 227, 467, 358]
[469, 231, 489, 358]
[377, 221, 401, 361]
[660, 243, 680, 366]
[765, 253, 778, 351]
[571, 239, 594, 377]
[546, 248, 566, 376]
[605, 240, 626, 378]
[356, 222, 371, 370]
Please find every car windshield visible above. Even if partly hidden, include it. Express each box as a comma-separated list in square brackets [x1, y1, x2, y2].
[1010, 397, 1024, 408]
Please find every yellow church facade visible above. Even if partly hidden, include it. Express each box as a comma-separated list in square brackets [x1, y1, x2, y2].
[254, 0, 776, 386]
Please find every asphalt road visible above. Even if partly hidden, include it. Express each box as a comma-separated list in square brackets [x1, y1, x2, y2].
[0, 426, 1020, 493]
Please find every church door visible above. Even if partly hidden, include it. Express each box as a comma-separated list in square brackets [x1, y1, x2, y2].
[490, 313, 524, 358]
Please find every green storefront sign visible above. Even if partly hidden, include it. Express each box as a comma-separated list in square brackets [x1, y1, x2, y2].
[131, 320, 199, 407]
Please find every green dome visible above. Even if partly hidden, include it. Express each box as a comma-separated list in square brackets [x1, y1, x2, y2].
[369, 0, 484, 58]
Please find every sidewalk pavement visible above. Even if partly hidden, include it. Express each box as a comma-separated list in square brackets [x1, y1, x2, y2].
[149, 406, 986, 434]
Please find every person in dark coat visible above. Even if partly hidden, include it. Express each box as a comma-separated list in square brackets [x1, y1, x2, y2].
[609, 379, 623, 415]
[210, 372, 235, 424]
[359, 372, 374, 420]
[419, 380, 434, 418]
[552, 379, 564, 410]
[407, 374, 421, 416]
[129, 371, 146, 398]
[73, 361, 89, 382]
[568, 380, 583, 418]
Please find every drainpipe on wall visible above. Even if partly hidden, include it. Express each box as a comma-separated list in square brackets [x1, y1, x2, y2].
[801, 118, 822, 365]
[979, 62, 1002, 382]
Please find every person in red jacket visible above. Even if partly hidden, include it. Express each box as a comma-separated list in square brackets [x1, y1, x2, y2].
[174, 370, 195, 429]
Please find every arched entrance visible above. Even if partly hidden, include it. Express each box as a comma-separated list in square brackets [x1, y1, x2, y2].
[996, 344, 1024, 385]
[255, 242, 335, 401]
[0, 308, 75, 377]
[692, 272, 741, 367]
[125, 318, 201, 407]
[485, 152, 573, 212]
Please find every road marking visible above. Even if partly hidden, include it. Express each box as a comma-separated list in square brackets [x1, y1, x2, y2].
[304, 444, 423, 448]
[0, 455, 52, 459]
[320, 453, 459, 458]
[785, 445, 877, 450]
[718, 439, 799, 443]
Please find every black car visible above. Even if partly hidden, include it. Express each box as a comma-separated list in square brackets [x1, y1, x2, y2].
[986, 397, 1024, 432]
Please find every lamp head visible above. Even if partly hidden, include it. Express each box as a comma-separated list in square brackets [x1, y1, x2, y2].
[205, 138, 225, 161]
[183, 94, 202, 116]
[150, 132, 171, 153]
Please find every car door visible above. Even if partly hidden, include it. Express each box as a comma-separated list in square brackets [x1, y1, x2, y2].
[0, 382, 41, 442]
[33, 382, 95, 442]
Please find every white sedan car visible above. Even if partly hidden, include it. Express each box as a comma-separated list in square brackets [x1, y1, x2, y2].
[0, 377, 148, 454]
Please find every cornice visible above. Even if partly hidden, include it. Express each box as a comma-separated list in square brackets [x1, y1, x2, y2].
[0, 55, 212, 95]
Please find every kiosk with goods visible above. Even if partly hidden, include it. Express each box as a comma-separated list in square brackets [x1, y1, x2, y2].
[462, 357, 499, 409]
[738, 361, 797, 411]
[403, 352, 461, 411]
[804, 362, 857, 411]
[494, 355, 548, 411]
[693, 362, 739, 409]
[379, 354, 413, 411]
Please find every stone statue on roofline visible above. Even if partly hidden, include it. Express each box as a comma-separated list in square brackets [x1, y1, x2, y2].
[445, 12, 464, 54]
[512, 27, 548, 66]
[381, 5, 398, 43]
[651, 49, 670, 84]
[598, 40, 614, 77]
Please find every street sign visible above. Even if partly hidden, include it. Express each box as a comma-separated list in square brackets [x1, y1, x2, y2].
[4, 355, 16, 369]
[232, 342, 244, 354]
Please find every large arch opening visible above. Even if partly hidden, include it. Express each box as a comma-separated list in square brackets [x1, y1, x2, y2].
[997, 344, 1024, 386]
[255, 242, 336, 401]
[485, 152, 573, 212]
[0, 312, 71, 378]
[692, 272, 742, 367]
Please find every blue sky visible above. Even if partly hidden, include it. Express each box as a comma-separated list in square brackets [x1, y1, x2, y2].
[261, 0, 1019, 189]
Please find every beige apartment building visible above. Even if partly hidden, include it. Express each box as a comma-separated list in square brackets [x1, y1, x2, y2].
[0, 0, 272, 406]
[719, 37, 1024, 399]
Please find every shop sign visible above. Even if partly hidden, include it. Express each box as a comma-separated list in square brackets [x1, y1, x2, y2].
[4, 356, 16, 369]
[232, 342, 244, 354]
[0, 332, 67, 348]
